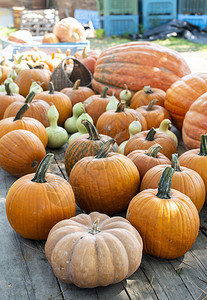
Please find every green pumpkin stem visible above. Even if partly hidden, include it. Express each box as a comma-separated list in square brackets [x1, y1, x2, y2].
[156, 167, 175, 199]
[27, 64, 33, 69]
[5, 83, 13, 96]
[146, 99, 158, 111]
[146, 143, 162, 157]
[49, 81, 55, 94]
[25, 91, 36, 104]
[13, 103, 29, 121]
[31, 153, 54, 183]
[101, 86, 109, 98]
[171, 153, 181, 172]
[95, 139, 115, 159]
[81, 119, 101, 140]
[143, 86, 153, 94]
[115, 101, 125, 112]
[88, 219, 101, 235]
[146, 127, 156, 141]
[199, 134, 207, 156]
[73, 79, 81, 90]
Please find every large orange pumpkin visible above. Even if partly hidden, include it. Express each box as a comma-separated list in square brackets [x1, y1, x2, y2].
[182, 92, 207, 150]
[6, 153, 76, 240]
[164, 72, 207, 130]
[126, 167, 200, 259]
[92, 42, 191, 98]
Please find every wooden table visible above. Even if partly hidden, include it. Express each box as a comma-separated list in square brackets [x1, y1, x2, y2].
[0, 142, 207, 300]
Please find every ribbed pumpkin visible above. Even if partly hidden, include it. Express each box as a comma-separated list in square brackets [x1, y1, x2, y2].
[6, 153, 76, 240]
[34, 82, 72, 126]
[42, 32, 60, 43]
[96, 102, 147, 145]
[92, 42, 191, 98]
[61, 79, 95, 106]
[130, 86, 166, 108]
[0, 102, 48, 147]
[164, 72, 207, 130]
[182, 92, 207, 150]
[136, 99, 171, 130]
[0, 129, 46, 177]
[0, 83, 25, 119]
[127, 143, 171, 180]
[15, 65, 52, 97]
[3, 91, 50, 127]
[126, 167, 200, 259]
[84, 87, 110, 125]
[140, 153, 205, 212]
[45, 211, 143, 288]
[179, 134, 207, 196]
[124, 127, 177, 160]
[69, 140, 140, 215]
[65, 119, 119, 176]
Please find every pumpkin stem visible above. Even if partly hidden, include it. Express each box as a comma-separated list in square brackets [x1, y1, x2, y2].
[115, 101, 125, 112]
[95, 139, 116, 159]
[146, 99, 158, 111]
[13, 103, 30, 121]
[73, 79, 81, 90]
[25, 91, 35, 104]
[101, 86, 109, 98]
[31, 153, 54, 183]
[199, 134, 207, 156]
[5, 83, 13, 96]
[146, 143, 162, 157]
[17, 54, 24, 64]
[88, 219, 101, 235]
[27, 64, 33, 69]
[81, 119, 101, 140]
[143, 86, 153, 94]
[82, 47, 88, 59]
[146, 127, 156, 141]
[171, 153, 181, 172]
[156, 167, 175, 199]
[49, 81, 55, 94]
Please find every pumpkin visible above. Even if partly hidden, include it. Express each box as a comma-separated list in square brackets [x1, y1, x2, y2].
[124, 127, 177, 159]
[130, 86, 166, 109]
[15, 65, 51, 97]
[53, 17, 86, 43]
[140, 153, 205, 212]
[34, 82, 72, 126]
[42, 32, 60, 44]
[126, 167, 200, 259]
[127, 143, 171, 180]
[75, 47, 100, 75]
[0, 65, 11, 84]
[0, 102, 48, 147]
[0, 83, 25, 119]
[136, 99, 171, 130]
[65, 119, 119, 176]
[61, 79, 95, 106]
[6, 153, 76, 240]
[96, 102, 147, 145]
[45, 211, 143, 288]
[182, 92, 207, 150]
[3, 91, 50, 127]
[69, 139, 140, 215]
[164, 72, 207, 130]
[83, 86, 110, 125]
[179, 134, 207, 195]
[92, 42, 190, 98]
[0, 129, 46, 177]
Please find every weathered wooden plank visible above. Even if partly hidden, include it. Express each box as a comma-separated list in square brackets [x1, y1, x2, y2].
[47, 144, 68, 180]
[190, 232, 207, 275]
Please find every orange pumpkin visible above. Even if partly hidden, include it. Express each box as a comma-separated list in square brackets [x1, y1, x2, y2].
[75, 47, 100, 75]
[42, 32, 60, 44]
[0, 66, 11, 84]
[130, 86, 166, 108]
[6, 153, 76, 240]
[126, 167, 200, 259]
[0, 129, 46, 177]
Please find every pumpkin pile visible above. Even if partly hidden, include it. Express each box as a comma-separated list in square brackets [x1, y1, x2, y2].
[1, 40, 207, 289]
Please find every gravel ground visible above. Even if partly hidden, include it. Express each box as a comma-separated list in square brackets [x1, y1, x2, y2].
[180, 50, 207, 73]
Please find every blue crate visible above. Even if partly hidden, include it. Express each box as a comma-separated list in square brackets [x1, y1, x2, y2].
[142, 0, 177, 30]
[177, 14, 207, 29]
[100, 15, 139, 37]
[178, 0, 207, 15]
[74, 9, 100, 29]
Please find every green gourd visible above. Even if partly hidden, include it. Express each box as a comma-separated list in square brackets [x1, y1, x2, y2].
[68, 112, 93, 144]
[13, 55, 29, 74]
[106, 93, 119, 111]
[7, 69, 17, 81]
[64, 102, 85, 133]
[119, 119, 142, 154]
[4, 78, 19, 94]
[156, 119, 178, 148]
[119, 84, 132, 106]
[29, 81, 43, 95]
[46, 103, 68, 149]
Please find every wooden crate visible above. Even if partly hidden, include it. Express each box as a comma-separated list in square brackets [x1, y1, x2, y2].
[20, 8, 59, 36]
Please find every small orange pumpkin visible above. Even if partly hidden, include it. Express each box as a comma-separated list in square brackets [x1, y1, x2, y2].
[42, 32, 60, 44]
[130, 86, 166, 109]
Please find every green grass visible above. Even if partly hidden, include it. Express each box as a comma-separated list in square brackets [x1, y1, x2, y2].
[0, 26, 16, 37]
